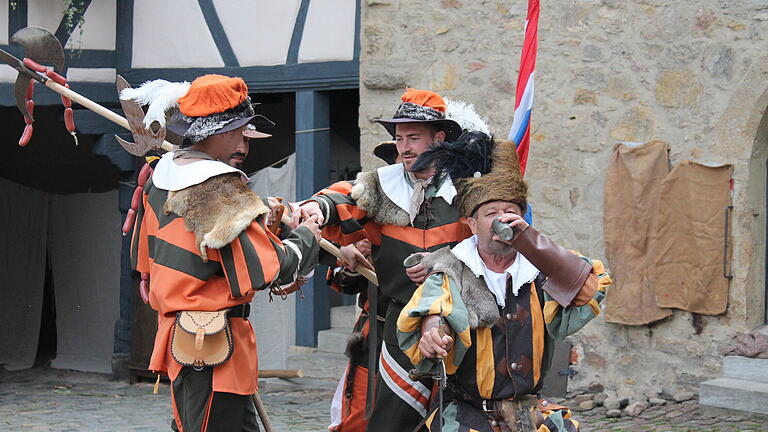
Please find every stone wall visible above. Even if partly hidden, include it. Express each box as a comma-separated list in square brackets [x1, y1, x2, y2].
[359, 0, 768, 400]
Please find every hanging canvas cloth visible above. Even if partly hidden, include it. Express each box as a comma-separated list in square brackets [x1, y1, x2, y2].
[603, 141, 673, 325]
[650, 161, 733, 315]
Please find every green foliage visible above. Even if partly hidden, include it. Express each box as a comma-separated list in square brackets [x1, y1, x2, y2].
[9, 1, 88, 50]
[63, 0, 87, 50]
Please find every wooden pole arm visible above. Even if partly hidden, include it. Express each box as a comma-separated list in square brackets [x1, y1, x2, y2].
[45, 80, 175, 152]
[280, 213, 379, 286]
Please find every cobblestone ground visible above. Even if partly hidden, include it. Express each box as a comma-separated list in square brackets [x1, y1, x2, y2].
[0, 367, 336, 431]
[559, 394, 768, 432]
[2, 367, 768, 431]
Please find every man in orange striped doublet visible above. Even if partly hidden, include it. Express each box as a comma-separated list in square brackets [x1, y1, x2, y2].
[327, 142, 399, 432]
[295, 90, 472, 431]
[127, 75, 321, 431]
[397, 131, 611, 432]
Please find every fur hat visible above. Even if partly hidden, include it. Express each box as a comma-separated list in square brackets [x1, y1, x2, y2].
[376, 89, 462, 141]
[456, 139, 527, 218]
[120, 74, 274, 147]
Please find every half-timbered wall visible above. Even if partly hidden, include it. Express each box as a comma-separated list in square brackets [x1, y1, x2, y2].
[0, 0, 361, 373]
[0, 0, 359, 106]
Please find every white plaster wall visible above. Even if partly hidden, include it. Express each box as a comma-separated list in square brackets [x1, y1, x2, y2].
[298, 0, 355, 63]
[132, 0, 224, 68]
[65, 0, 116, 50]
[66, 67, 117, 83]
[214, 0, 301, 66]
[0, 0, 9, 45]
[27, 0, 66, 34]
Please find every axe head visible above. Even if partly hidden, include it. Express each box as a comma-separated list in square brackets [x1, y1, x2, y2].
[116, 75, 168, 157]
[11, 27, 65, 72]
[10, 27, 65, 121]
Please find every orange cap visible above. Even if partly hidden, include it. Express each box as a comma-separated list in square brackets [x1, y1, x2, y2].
[400, 88, 446, 113]
[177, 74, 248, 117]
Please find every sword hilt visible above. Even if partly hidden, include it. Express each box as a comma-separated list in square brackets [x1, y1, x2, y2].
[408, 368, 439, 382]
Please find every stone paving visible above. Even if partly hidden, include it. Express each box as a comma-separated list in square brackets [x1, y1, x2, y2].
[2, 367, 768, 431]
[559, 393, 768, 432]
[0, 367, 337, 431]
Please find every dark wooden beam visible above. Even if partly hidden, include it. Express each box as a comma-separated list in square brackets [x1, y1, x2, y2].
[7, 0, 27, 40]
[54, 0, 93, 48]
[287, 0, 311, 64]
[353, 0, 361, 60]
[119, 60, 359, 93]
[116, 0, 134, 71]
[197, 0, 239, 67]
[294, 90, 331, 347]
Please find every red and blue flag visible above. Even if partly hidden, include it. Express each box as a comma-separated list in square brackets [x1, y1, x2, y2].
[508, 0, 539, 223]
[508, 0, 539, 178]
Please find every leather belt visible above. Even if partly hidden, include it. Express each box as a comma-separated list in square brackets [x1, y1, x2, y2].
[446, 381, 537, 413]
[226, 303, 250, 320]
[482, 399, 496, 413]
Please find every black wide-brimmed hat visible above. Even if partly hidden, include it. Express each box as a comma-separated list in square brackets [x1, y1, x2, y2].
[375, 89, 462, 141]
[166, 100, 275, 145]
[373, 141, 398, 164]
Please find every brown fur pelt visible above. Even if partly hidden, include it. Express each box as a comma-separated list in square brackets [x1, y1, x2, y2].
[344, 332, 369, 363]
[350, 171, 411, 226]
[418, 247, 500, 328]
[163, 173, 269, 262]
[457, 139, 527, 217]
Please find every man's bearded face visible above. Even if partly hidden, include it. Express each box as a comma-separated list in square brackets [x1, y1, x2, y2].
[469, 201, 524, 257]
[202, 126, 250, 168]
[228, 150, 247, 169]
[394, 123, 445, 171]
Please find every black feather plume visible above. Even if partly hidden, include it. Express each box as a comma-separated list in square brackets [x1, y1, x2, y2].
[410, 131, 495, 180]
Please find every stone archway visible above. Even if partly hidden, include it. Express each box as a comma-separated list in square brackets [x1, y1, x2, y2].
[717, 84, 768, 329]
[748, 104, 768, 326]
[707, 54, 768, 330]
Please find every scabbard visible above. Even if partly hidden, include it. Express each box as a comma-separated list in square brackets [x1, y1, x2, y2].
[437, 359, 445, 432]
[364, 282, 378, 418]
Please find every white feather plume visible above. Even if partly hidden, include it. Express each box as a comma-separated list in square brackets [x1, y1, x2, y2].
[445, 98, 490, 135]
[120, 80, 191, 128]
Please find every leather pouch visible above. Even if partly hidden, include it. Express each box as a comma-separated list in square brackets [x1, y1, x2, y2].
[171, 310, 233, 369]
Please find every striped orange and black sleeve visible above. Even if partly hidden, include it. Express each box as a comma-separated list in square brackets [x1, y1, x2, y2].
[310, 181, 374, 246]
[219, 219, 319, 297]
[134, 181, 319, 300]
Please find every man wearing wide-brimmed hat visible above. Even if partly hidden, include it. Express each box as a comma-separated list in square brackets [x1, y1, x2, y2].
[295, 89, 473, 431]
[125, 74, 321, 431]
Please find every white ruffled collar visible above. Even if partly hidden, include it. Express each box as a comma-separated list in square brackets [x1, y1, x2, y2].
[451, 235, 540, 305]
[376, 163, 456, 217]
[152, 151, 248, 191]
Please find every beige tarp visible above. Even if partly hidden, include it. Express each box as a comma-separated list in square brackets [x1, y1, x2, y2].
[650, 161, 733, 315]
[604, 141, 673, 325]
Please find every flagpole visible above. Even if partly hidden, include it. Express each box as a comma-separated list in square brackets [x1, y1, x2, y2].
[508, 0, 540, 178]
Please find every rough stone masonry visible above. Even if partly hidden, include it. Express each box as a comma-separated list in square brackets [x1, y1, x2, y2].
[358, 0, 768, 402]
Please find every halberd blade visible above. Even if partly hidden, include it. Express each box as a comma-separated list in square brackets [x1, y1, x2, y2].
[10, 27, 65, 72]
[116, 75, 169, 156]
